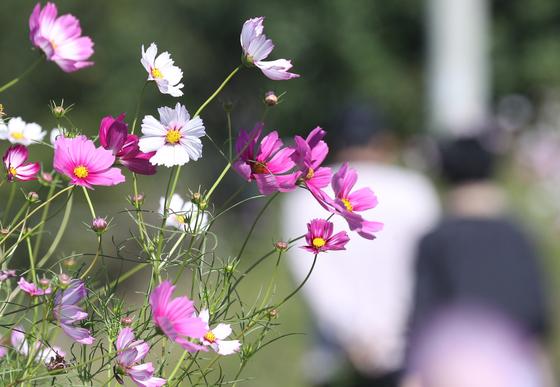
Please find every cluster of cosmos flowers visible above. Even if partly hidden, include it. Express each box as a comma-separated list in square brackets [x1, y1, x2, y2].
[0, 2, 381, 385]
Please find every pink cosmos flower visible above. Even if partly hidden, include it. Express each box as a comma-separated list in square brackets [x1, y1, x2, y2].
[99, 114, 156, 175]
[233, 123, 297, 195]
[3, 145, 40, 182]
[0, 270, 16, 281]
[53, 279, 94, 345]
[199, 310, 241, 355]
[149, 280, 207, 352]
[18, 277, 52, 296]
[291, 127, 332, 193]
[29, 2, 94, 73]
[11, 326, 65, 364]
[53, 135, 125, 189]
[115, 328, 166, 387]
[240, 17, 299, 80]
[303, 219, 350, 254]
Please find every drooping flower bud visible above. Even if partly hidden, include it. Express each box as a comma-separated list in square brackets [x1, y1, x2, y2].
[63, 257, 76, 268]
[39, 277, 51, 289]
[264, 91, 278, 106]
[128, 193, 145, 207]
[41, 172, 54, 183]
[91, 217, 108, 234]
[27, 191, 40, 203]
[58, 273, 71, 287]
[274, 240, 289, 251]
[120, 316, 134, 326]
[0, 104, 5, 118]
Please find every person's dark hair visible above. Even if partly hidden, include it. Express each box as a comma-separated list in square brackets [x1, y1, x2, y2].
[438, 137, 495, 184]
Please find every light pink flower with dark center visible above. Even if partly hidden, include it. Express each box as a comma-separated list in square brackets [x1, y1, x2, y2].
[3, 145, 40, 182]
[233, 123, 297, 195]
[149, 280, 207, 352]
[199, 310, 241, 355]
[240, 17, 299, 80]
[114, 328, 166, 387]
[18, 277, 52, 296]
[11, 326, 65, 364]
[53, 279, 94, 345]
[303, 219, 349, 254]
[53, 135, 125, 189]
[29, 2, 94, 73]
[291, 126, 332, 193]
[99, 114, 156, 175]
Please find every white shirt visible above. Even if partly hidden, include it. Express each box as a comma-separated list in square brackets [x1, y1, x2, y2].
[283, 162, 440, 374]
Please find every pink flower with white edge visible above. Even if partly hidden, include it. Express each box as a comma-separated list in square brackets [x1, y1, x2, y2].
[53, 279, 94, 345]
[141, 43, 184, 97]
[53, 135, 125, 189]
[29, 2, 94, 73]
[18, 277, 52, 296]
[0, 117, 45, 145]
[291, 126, 332, 193]
[303, 219, 350, 254]
[99, 114, 156, 175]
[139, 103, 205, 167]
[3, 145, 40, 182]
[149, 280, 207, 352]
[115, 328, 166, 387]
[11, 326, 65, 364]
[241, 17, 299, 80]
[199, 309, 241, 355]
[233, 123, 297, 195]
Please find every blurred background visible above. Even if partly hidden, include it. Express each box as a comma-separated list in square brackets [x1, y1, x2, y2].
[1, 0, 560, 386]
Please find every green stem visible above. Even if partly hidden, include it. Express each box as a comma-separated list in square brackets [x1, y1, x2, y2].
[193, 66, 241, 117]
[3, 183, 16, 224]
[276, 253, 318, 308]
[0, 56, 43, 94]
[167, 351, 189, 384]
[36, 190, 73, 267]
[25, 225, 35, 281]
[79, 237, 102, 279]
[131, 81, 148, 134]
[204, 163, 231, 202]
[82, 186, 96, 218]
[32, 176, 59, 256]
[236, 192, 278, 260]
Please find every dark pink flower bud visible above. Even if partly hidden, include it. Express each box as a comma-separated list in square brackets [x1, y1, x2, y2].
[91, 217, 108, 233]
[41, 172, 53, 183]
[120, 316, 134, 326]
[58, 273, 71, 287]
[39, 278, 51, 289]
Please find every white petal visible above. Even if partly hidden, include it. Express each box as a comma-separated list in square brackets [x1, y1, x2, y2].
[141, 43, 157, 73]
[139, 135, 165, 153]
[149, 144, 190, 167]
[212, 324, 232, 340]
[181, 116, 205, 138]
[199, 309, 210, 324]
[217, 340, 241, 355]
[141, 115, 167, 136]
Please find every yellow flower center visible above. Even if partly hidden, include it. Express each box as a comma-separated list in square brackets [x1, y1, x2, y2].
[204, 331, 216, 343]
[11, 132, 24, 140]
[342, 198, 353, 212]
[176, 215, 186, 224]
[165, 129, 181, 144]
[305, 168, 315, 180]
[8, 167, 17, 177]
[151, 67, 163, 79]
[312, 237, 326, 249]
[73, 165, 89, 179]
[50, 39, 58, 50]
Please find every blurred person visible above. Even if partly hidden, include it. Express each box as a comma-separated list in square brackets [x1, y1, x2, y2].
[408, 136, 550, 343]
[402, 306, 554, 387]
[282, 103, 441, 387]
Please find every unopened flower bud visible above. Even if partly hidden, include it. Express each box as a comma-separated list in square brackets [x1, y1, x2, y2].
[63, 257, 76, 268]
[224, 264, 235, 274]
[91, 217, 108, 233]
[264, 91, 278, 106]
[128, 193, 145, 207]
[192, 192, 202, 203]
[27, 191, 40, 203]
[58, 273, 71, 287]
[274, 240, 289, 251]
[0, 227, 9, 236]
[0, 104, 5, 118]
[41, 172, 53, 183]
[121, 316, 134, 326]
[39, 278, 51, 289]
[269, 309, 279, 319]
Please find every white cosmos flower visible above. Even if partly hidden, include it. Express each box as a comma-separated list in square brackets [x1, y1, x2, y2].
[159, 194, 208, 233]
[199, 309, 241, 355]
[0, 117, 45, 145]
[141, 43, 184, 97]
[139, 103, 205, 167]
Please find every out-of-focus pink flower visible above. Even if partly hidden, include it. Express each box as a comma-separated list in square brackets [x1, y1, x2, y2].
[302, 219, 349, 254]
[0, 269, 16, 281]
[99, 114, 156, 175]
[233, 123, 297, 195]
[29, 2, 94, 73]
[53, 135, 125, 189]
[199, 310, 241, 355]
[240, 17, 299, 80]
[3, 145, 40, 182]
[53, 279, 94, 345]
[291, 127, 332, 193]
[149, 280, 207, 352]
[115, 328, 166, 387]
[11, 326, 65, 364]
[18, 277, 52, 296]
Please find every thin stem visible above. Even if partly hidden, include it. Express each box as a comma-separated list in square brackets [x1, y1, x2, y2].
[3, 183, 16, 224]
[193, 66, 241, 117]
[276, 254, 318, 308]
[167, 351, 189, 384]
[131, 81, 148, 134]
[25, 224, 35, 281]
[82, 186, 96, 218]
[236, 193, 278, 260]
[0, 56, 43, 94]
[79, 237, 102, 279]
[204, 163, 231, 202]
[36, 190, 73, 267]
[32, 176, 59, 256]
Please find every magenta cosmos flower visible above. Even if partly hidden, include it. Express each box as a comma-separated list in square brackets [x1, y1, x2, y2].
[240, 17, 299, 80]
[53, 135, 125, 189]
[18, 277, 52, 296]
[303, 219, 349, 254]
[53, 279, 94, 345]
[99, 114, 156, 175]
[149, 280, 207, 352]
[29, 2, 94, 73]
[291, 127, 332, 193]
[3, 145, 40, 182]
[114, 328, 166, 387]
[233, 123, 297, 195]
